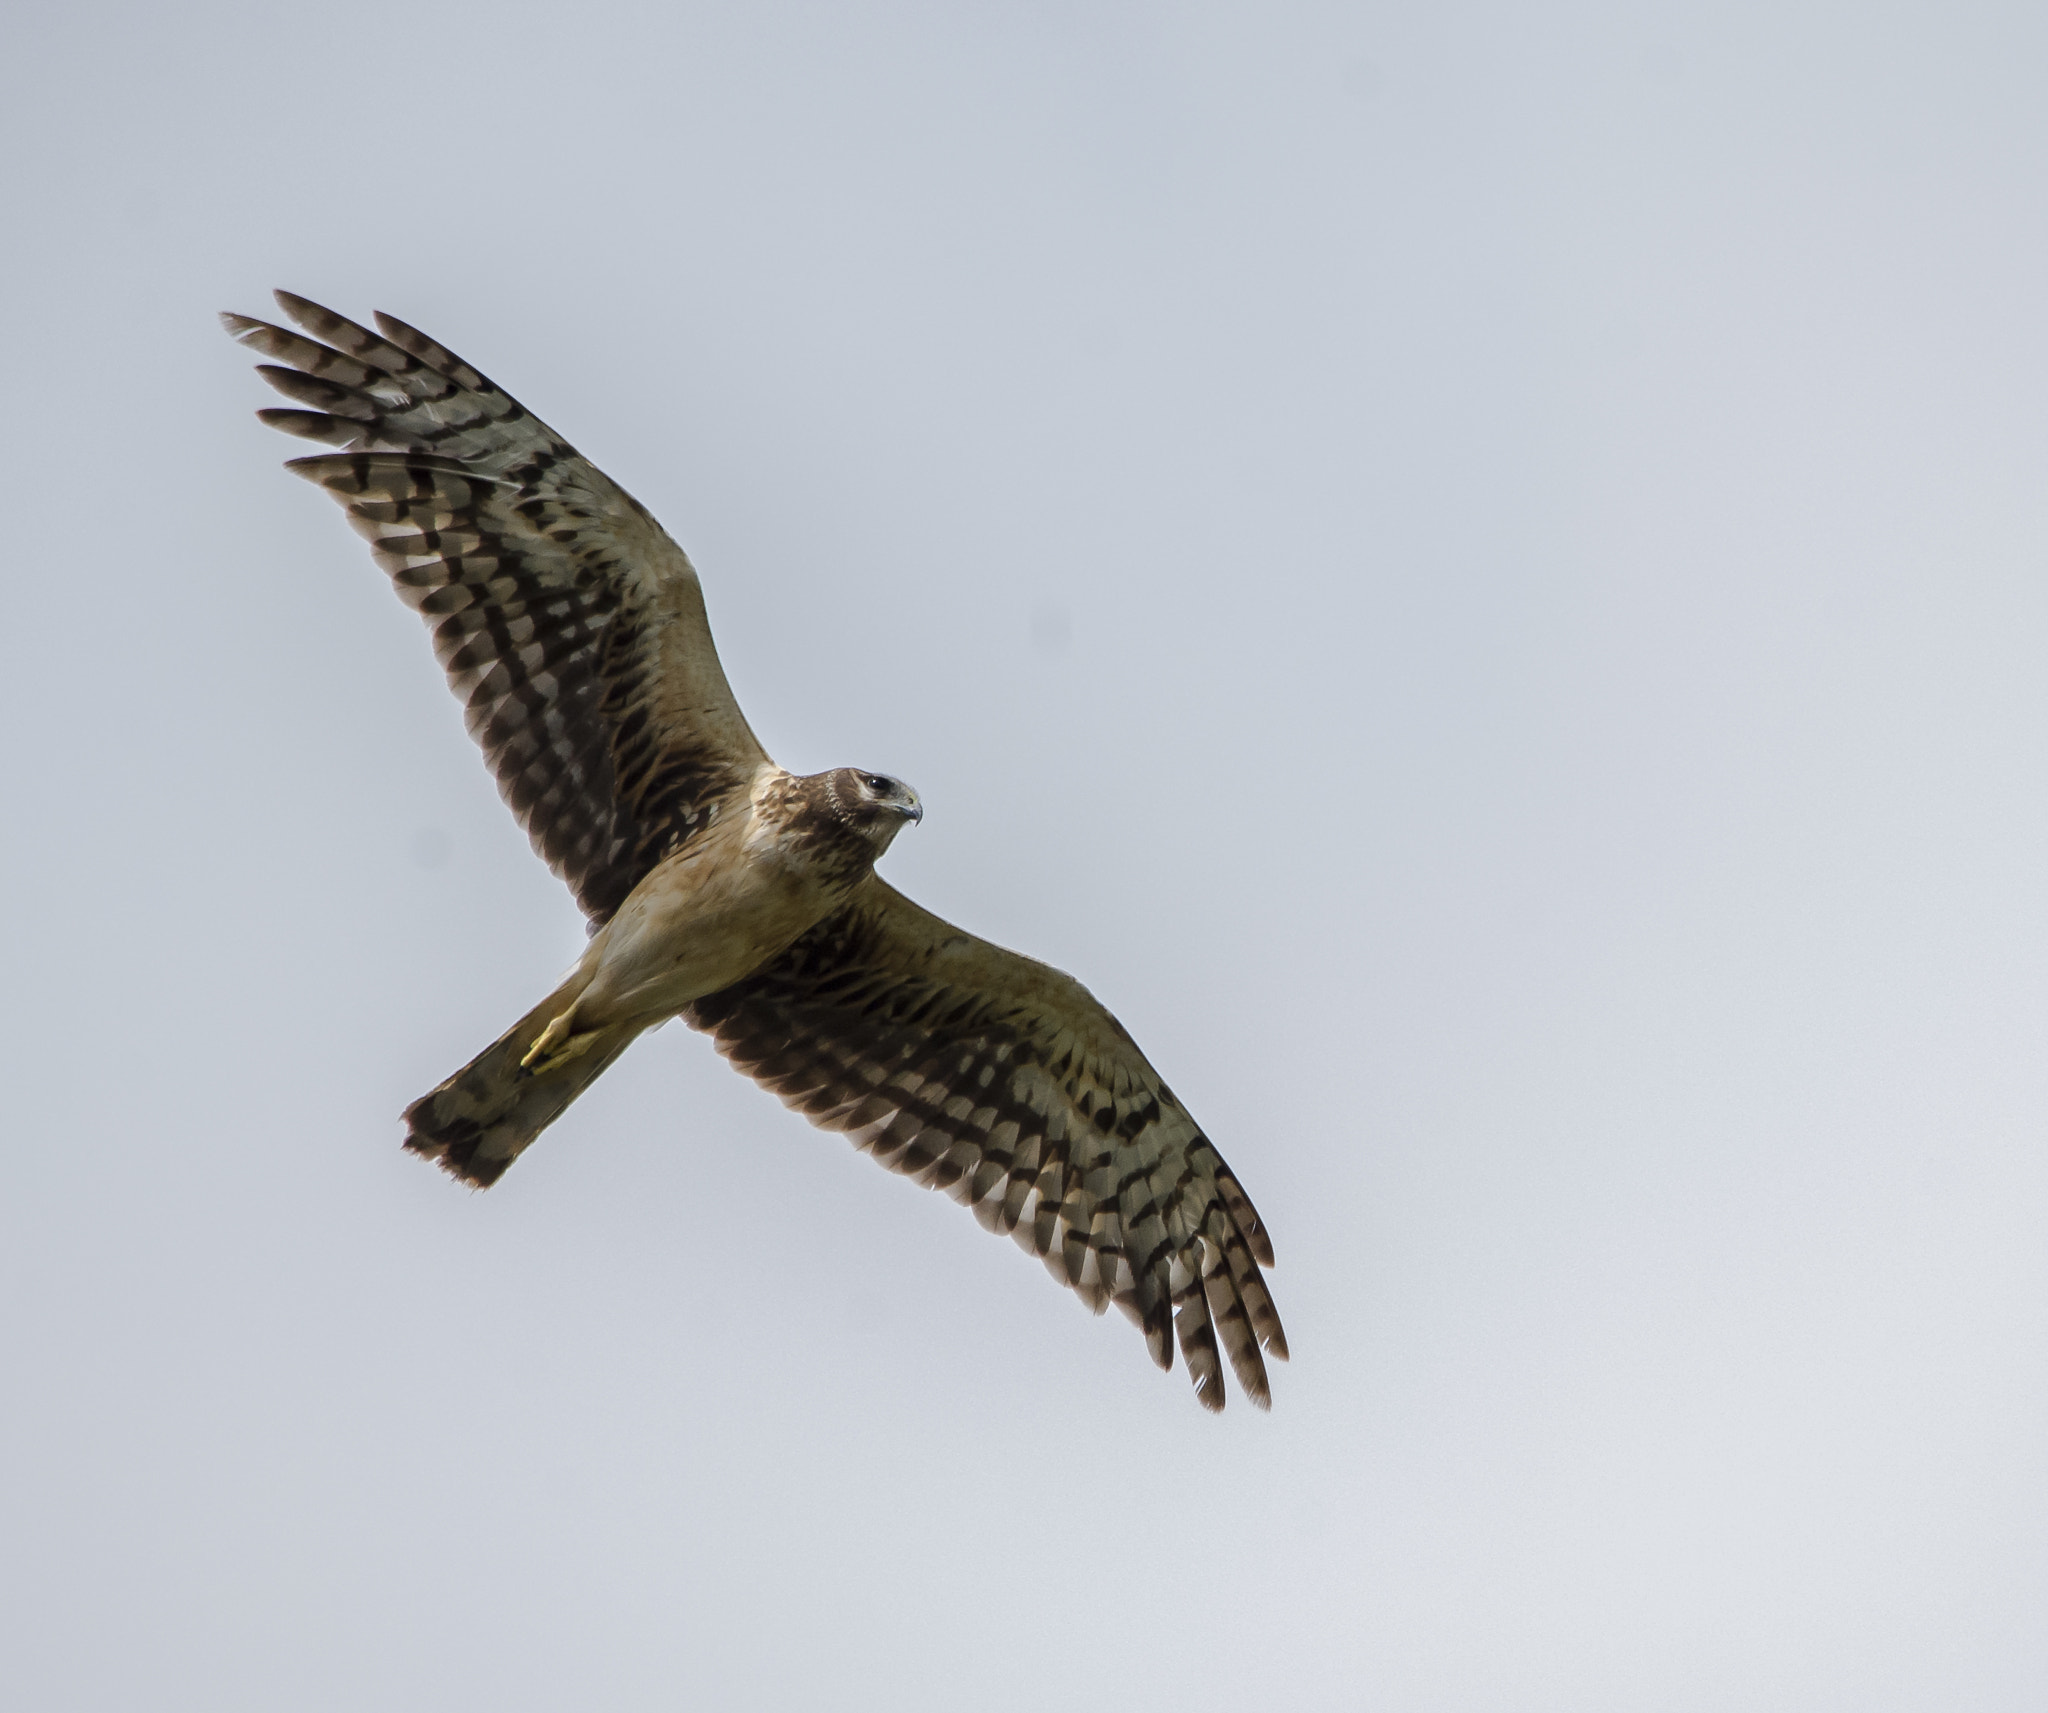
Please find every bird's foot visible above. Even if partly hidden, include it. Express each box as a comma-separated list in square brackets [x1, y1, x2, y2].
[520, 1010, 598, 1075]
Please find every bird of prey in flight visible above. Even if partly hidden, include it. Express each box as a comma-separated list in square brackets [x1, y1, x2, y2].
[224, 294, 1288, 1409]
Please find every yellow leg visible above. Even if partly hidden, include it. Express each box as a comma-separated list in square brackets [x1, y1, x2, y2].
[524, 1031, 606, 1075]
[520, 1008, 600, 1074]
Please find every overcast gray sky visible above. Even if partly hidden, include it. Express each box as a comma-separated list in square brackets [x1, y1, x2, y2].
[4, 2, 2045, 1708]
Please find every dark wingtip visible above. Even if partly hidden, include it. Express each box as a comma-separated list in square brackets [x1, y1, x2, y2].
[1144, 1303, 1174, 1372]
[261, 411, 356, 449]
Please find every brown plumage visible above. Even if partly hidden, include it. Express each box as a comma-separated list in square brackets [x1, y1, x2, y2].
[226, 293, 1288, 1409]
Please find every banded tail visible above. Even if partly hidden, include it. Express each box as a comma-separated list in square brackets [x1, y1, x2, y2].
[403, 983, 641, 1187]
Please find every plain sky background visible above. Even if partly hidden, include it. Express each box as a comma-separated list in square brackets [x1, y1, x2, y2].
[4, 2, 2045, 1707]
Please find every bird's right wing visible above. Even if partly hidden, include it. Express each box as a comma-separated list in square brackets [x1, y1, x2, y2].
[685, 878, 1288, 1410]
[225, 292, 770, 923]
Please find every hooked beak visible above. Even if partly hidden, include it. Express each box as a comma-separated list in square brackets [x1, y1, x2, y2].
[899, 792, 923, 825]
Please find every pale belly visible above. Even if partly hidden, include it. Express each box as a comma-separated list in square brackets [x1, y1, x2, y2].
[568, 841, 842, 1028]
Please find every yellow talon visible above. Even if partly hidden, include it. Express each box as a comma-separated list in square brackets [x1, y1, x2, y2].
[525, 1035, 603, 1075]
[521, 1010, 579, 1072]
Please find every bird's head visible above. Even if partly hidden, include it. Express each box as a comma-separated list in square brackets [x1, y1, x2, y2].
[826, 767, 923, 855]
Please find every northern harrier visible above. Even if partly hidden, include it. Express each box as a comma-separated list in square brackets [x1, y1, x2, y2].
[225, 294, 1288, 1409]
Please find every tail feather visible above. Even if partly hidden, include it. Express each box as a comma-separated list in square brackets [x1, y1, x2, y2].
[404, 991, 639, 1187]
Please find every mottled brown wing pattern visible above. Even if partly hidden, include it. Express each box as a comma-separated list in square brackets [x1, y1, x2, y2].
[225, 294, 768, 921]
[686, 879, 1288, 1410]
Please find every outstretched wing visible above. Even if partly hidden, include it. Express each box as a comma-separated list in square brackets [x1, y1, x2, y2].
[685, 879, 1288, 1410]
[224, 292, 769, 923]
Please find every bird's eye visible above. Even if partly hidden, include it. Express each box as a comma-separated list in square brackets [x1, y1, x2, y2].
[863, 774, 890, 794]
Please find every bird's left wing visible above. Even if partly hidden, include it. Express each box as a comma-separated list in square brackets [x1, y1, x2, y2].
[685, 878, 1289, 1410]
[224, 293, 770, 923]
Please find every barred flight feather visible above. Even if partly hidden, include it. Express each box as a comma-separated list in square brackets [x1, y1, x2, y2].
[223, 293, 766, 923]
[687, 876, 1287, 1409]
